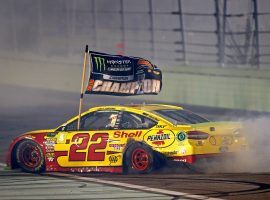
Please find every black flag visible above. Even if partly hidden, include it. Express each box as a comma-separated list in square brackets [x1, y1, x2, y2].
[85, 51, 162, 96]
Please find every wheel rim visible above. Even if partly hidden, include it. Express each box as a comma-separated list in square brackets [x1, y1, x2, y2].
[131, 148, 149, 171]
[19, 143, 41, 169]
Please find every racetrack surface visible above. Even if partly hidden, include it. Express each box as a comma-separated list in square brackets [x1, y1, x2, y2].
[1, 84, 270, 199]
[75, 172, 270, 200]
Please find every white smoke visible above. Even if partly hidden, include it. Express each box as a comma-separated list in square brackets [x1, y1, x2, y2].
[203, 117, 270, 173]
[235, 117, 270, 172]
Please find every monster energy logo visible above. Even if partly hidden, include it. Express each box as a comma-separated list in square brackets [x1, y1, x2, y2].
[94, 56, 106, 71]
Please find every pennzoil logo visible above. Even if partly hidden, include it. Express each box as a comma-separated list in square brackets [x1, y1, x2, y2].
[143, 130, 175, 148]
[94, 56, 106, 71]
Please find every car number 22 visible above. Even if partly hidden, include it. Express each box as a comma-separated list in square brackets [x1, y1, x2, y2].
[69, 133, 108, 162]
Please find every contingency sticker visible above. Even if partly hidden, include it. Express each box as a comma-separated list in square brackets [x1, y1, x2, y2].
[57, 132, 67, 144]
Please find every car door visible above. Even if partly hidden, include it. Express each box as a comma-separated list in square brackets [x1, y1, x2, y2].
[54, 110, 120, 168]
[113, 111, 158, 141]
[118, 111, 177, 149]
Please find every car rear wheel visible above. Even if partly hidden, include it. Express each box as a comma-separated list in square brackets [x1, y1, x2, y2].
[16, 140, 45, 173]
[124, 142, 154, 174]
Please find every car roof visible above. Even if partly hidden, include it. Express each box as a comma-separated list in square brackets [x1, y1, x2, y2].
[92, 104, 183, 112]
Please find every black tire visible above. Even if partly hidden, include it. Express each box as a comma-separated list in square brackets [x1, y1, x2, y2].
[124, 142, 155, 174]
[16, 140, 45, 173]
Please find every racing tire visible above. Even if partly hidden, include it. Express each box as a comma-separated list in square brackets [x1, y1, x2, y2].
[124, 142, 155, 174]
[16, 140, 45, 173]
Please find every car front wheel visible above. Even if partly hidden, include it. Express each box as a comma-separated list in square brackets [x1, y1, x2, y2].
[124, 142, 154, 174]
[16, 140, 45, 173]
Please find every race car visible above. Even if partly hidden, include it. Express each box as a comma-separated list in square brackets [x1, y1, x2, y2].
[6, 104, 248, 174]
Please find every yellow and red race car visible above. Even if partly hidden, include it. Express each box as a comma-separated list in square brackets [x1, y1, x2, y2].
[6, 104, 248, 174]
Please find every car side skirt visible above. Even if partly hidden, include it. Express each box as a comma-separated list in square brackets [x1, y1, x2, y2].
[170, 153, 236, 164]
[45, 166, 123, 173]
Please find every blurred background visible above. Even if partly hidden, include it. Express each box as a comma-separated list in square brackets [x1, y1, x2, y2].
[0, 0, 270, 113]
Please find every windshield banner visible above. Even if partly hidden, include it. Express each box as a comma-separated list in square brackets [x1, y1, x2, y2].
[85, 51, 162, 96]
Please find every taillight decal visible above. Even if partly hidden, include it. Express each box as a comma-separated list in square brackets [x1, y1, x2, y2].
[187, 131, 209, 140]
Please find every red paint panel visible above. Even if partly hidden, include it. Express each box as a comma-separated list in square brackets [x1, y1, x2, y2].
[69, 133, 89, 161]
[88, 133, 108, 161]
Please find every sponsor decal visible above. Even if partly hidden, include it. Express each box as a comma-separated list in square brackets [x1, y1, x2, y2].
[114, 131, 142, 138]
[94, 56, 133, 74]
[98, 107, 117, 110]
[147, 131, 170, 142]
[46, 153, 55, 162]
[143, 130, 175, 148]
[180, 148, 187, 155]
[177, 132, 186, 141]
[95, 57, 132, 72]
[92, 54, 134, 81]
[46, 132, 57, 137]
[109, 155, 120, 164]
[173, 158, 187, 162]
[155, 125, 166, 128]
[45, 138, 56, 153]
[164, 150, 178, 156]
[57, 133, 66, 144]
[44, 138, 57, 145]
[107, 139, 120, 143]
[196, 141, 204, 146]
[24, 135, 35, 139]
[94, 56, 106, 72]
[106, 151, 121, 155]
[45, 145, 55, 153]
[109, 144, 125, 151]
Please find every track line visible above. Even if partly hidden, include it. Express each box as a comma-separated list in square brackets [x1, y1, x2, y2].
[48, 172, 222, 200]
[0, 163, 6, 168]
[1, 162, 221, 199]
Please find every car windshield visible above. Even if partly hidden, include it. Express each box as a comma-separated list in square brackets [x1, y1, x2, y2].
[153, 109, 210, 125]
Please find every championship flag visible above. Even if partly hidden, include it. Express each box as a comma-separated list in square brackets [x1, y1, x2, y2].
[85, 51, 162, 96]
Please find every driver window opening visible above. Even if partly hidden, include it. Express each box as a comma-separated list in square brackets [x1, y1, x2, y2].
[64, 111, 120, 131]
[119, 112, 157, 129]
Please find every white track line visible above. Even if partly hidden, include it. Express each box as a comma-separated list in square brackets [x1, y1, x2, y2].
[49, 172, 222, 200]
[1, 161, 221, 199]
[0, 163, 6, 168]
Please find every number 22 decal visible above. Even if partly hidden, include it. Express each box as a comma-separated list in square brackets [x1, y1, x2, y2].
[69, 133, 108, 161]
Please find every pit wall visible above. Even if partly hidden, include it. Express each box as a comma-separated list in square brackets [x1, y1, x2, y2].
[1, 55, 270, 112]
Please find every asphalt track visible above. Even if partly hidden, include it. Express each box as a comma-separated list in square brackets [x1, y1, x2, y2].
[1, 84, 270, 199]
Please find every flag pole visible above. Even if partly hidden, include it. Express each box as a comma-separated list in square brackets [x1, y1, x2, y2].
[77, 45, 88, 130]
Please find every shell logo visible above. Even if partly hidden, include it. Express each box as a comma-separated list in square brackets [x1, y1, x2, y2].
[143, 130, 175, 148]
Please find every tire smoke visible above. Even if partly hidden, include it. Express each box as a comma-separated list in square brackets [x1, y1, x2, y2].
[203, 117, 270, 173]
